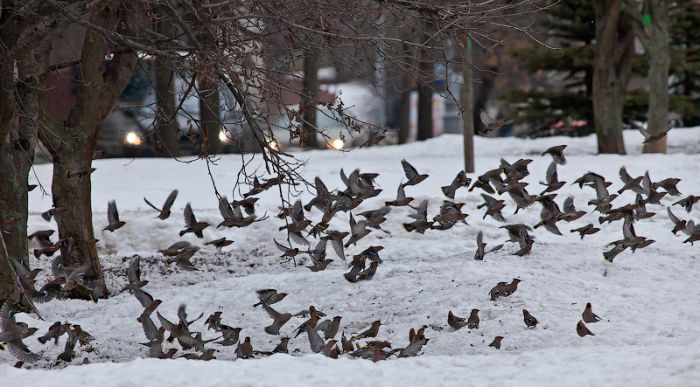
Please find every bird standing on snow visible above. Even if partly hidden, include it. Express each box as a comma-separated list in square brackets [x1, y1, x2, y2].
[522, 309, 538, 328]
[582, 303, 602, 323]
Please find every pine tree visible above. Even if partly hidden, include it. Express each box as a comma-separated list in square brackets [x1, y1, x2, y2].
[670, 1, 700, 126]
[504, 0, 646, 136]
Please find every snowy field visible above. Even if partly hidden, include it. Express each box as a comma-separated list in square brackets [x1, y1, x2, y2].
[3, 128, 700, 386]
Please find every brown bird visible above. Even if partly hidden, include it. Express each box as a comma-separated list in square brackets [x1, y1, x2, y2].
[385, 183, 414, 207]
[673, 195, 698, 213]
[401, 159, 429, 186]
[468, 309, 480, 329]
[576, 321, 595, 337]
[513, 229, 535, 257]
[503, 278, 521, 297]
[218, 197, 256, 229]
[667, 207, 687, 235]
[41, 207, 66, 222]
[474, 231, 503, 261]
[478, 193, 506, 222]
[274, 239, 300, 260]
[236, 336, 254, 359]
[522, 309, 539, 328]
[316, 316, 342, 339]
[447, 311, 467, 330]
[540, 161, 566, 194]
[323, 340, 340, 358]
[570, 224, 601, 240]
[488, 336, 503, 349]
[261, 302, 292, 335]
[37, 321, 70, 345]
[253, 289, 288, 308]
[542, 144, 567, 165]
[143, 189, 178, 220]
[104, 200, 126, 232]
[441, 171, 471, 199]
[205, 237, 234, 250]
[341, 332, 354, 353]
[273, 337, 290, 354]
[489, 281, 507, 301]
[344, 254, 366, 283]
[559, 197, 587, 222]
[582, 303, 602, 323]
[403, 200, 434, 233]
[350, 320, 381, 341]
[357, 261, 379, 281]
[636, 122, 671, 144]
[321, 231, 348, 260]
[66, 167, 96, 179]
[179, 203, 210, 238]
[501, 158, 533, 183]
[165, 246, 199, 271]
[28, 230, 54, 247]
[345, 213, 371, 247]
[503, 182, 534, 214]
[618, 167, 644, 194]
[479, 110, 510, 135]
[0, 302, 41, 362]
[652, 178, 681, 197]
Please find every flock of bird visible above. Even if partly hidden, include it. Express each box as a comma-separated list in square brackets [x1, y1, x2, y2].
[2, 141, 699, 367]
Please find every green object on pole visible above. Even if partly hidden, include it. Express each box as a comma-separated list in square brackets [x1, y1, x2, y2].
[642, 13, 652, 27]
[620, 3, 626, 11]
[467, 37, 473, 53]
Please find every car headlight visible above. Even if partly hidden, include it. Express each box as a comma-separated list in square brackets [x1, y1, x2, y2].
[330, 138, 344, 150]
[219, 130, 233, 143]
[124, 131, 142, 146]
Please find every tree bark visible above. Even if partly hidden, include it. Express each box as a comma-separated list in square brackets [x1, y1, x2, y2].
[461, 43, 475, 173]
[417, 48, 433, 141]
[639, 0, 670, 154]
[154, 18, 181, 157]
[398, 89, 411, 144]
[301, 49, 319, 148]
[38, 4, 139, 298]
[199, 76, 222, 154]
[592, 0, 634, 154]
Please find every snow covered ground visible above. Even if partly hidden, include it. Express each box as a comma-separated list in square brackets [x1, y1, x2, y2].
[2, 128, 700, 386]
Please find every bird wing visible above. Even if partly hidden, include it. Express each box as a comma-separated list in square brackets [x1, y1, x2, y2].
[274, 239, 290, 253]
[401, 159, 418, 180]
[619, 167, 632, 184]
[545, 161, 558, 184]
[476, 231, 483, 247]
[157, 312, 177, 331]
[184, 203, 196, 226]
[315, 177, 329, 196]
[563, 196, 575, 213]
[162, 189, 179, 212]
[666, 207, 682, 226]
[133, 288, 154, 309]
[127, 257, 141, 284]
[261, 302, 281, 320]
[108, 200, 120, 224]
[642, 171, 653, 196]
[218, 197, 234, 220]
[143, 197, 161, 212]
[396, 184, 406, 200]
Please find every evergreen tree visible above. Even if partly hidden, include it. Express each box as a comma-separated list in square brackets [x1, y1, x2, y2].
[670, 1, 700, 126]
[504, 0, 646, 136]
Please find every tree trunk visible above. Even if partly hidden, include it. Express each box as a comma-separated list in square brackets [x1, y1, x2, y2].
[199, 76, 222, 154]
[592, 0, 634, 154]
[417, 51, 433, 141]
[154, 19, 180, 157]
[461, 44, 475, 173]
[398, 89, 411, 144]
[301, 49, 319, 149]
[38, 5, 139, 299]
[641, 1, 670, 154]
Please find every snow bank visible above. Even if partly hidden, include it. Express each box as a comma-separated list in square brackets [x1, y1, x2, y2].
[4, 127, 700, 386]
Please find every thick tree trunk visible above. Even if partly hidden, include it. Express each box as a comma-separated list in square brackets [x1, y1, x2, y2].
[592, 0, 634, 154]
[398, 89, 411, 144]
[641, 1, 670, 154]
[199, 76, 222, 154]
[301, 49, 319, 149]
[417, 52, 433, 141]
[0, 69, 17, 303]
[48, 131, 105, 299]
[461, 47, 475, 173]
[155, 20, 181, 157]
